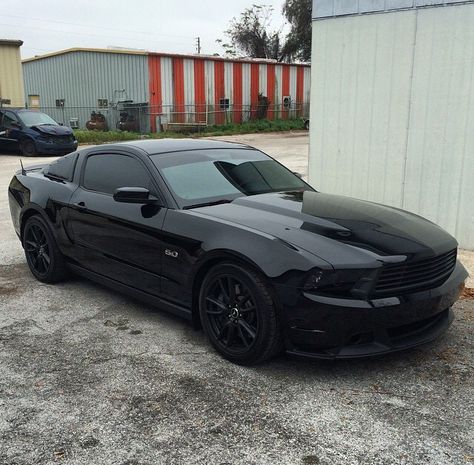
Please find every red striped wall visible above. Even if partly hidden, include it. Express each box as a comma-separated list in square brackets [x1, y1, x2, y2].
[281, 65, 290, 120]
[214, 61, 225, 125]
[194, 59, 206, 123]
[148, 55, 162, 132]
[250, 63, 259, 119]
[296, 66, 304, 113]
[173, 57, 184, 123]
[233, 62, 243, 123]
[266, 64, 275, 120]
[147, 54, 310, 130]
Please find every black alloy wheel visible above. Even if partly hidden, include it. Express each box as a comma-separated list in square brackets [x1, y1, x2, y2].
[23, 216, 67, 283]
[199, 263, 281, 365]
[20, 139, 37, 157]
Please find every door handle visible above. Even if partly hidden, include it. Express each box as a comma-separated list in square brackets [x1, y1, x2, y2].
[73, 201, 86, 210]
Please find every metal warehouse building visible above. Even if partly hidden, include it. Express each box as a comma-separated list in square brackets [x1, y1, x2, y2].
[22, 48, 311, 132]
[309, 0, 474, 249]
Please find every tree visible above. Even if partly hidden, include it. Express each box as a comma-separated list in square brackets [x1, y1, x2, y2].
[217, 2, 312, 63]
[218, 5, 285, 61]
[282, 0, 312, 62]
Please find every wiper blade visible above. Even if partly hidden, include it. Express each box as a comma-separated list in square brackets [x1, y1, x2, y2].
[183, 199, 233, 210]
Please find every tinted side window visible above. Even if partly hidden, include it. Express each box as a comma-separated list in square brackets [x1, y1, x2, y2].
[83, 154, 151, 194]
[45, 152, 78, 181]
[3, 112, 19, 128]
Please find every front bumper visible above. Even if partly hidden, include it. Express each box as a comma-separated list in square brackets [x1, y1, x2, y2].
[36, 139, 78, 155]
[281, 261, 468, 359]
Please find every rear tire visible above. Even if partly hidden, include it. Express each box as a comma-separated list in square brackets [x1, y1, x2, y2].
[199, 262, 281, 365]
[20, 139, 37, 157]
[23, 215, 68, 283]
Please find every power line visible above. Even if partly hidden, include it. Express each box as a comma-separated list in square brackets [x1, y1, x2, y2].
[0, 13, 195, 41]
[0, 22, 193, 47]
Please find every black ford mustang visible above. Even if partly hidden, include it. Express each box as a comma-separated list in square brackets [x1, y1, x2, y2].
[8, 140, 468, 364]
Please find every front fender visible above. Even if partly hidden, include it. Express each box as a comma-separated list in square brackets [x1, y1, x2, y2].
[164, 209, 333, 286]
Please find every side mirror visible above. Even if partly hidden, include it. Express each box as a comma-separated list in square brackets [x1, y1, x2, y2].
[293, 171, 303, 178]
[10, 121, 21, 129]
[113, 187, 159, 204]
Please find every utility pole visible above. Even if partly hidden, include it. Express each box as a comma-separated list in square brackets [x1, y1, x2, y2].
[195, 37, 201, 54]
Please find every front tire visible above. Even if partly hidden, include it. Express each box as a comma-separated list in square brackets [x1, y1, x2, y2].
[199, 263, 281, 365]
[20, 139, 37, 157]
[23, 216, 67, 283]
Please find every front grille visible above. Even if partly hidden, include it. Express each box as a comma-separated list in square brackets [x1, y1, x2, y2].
[51, 135, 74, 144]
[374, 249, 457, 296]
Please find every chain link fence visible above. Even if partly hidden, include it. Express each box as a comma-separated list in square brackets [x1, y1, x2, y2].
[36, 102, 310, 134]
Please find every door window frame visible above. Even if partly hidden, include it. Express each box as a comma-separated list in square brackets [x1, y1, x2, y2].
[79, 151, 166, 205]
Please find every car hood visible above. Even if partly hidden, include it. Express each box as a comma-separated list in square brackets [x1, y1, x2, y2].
[193, 191, 457, 267]
[31, 125, 73, 136]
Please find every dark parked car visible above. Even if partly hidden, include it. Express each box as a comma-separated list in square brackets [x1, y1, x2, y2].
[0, 108, 78, 156]
[8, 140, 468, 364]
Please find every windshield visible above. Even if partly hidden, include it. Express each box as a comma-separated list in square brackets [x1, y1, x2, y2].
[18, 111, 58, 127]
[150, 148, 309, 208]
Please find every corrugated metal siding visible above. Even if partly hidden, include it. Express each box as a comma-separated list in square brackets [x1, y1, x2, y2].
[183, 58, 195, 123]
[23, 50, 311, 130]
[224, 62, 233, 104]
[274, 65, 283, 119]
[194, 59, 206, 123]
[23, 51, 148, 129]
[0, 44, 24, 107]
[267, 64, 275, 120]
[233, 62, 243, 123]
[403, 4, 474, 248]
[259, 64, 267, 97]
[308, 3, 474, 249]
[160, 57, 174, 121]
[204, 60, 215, 124]
[148, 55, 161, 132]
[289, 66, 298, 117]
[312, 0, 472, 19]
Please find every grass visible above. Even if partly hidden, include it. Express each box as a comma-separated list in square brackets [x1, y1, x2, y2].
[75, 118, 306, 145]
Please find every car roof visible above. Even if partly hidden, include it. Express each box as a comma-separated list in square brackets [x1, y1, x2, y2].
[1, 108, 41, 114]
[92, 138, 255, 155]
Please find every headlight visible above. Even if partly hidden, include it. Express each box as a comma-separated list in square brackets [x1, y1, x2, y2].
[302, 268, 371, 297]
[303, 269, 337, 291]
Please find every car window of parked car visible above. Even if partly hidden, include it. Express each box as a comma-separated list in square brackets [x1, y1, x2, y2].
[44, 152, 79, 181]
[82, 154, 152, 195]
[18, 111, 58, 127]
[2, 111, 20, 129]
[150, 149, 307, 207]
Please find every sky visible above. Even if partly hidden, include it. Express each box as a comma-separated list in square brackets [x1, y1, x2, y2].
[0, 0, 288, 59]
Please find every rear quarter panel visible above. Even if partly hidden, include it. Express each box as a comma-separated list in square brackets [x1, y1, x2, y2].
[8, 170, 78, 254]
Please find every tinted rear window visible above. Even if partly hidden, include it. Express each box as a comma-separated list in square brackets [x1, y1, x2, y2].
[45, 152, 78, 181]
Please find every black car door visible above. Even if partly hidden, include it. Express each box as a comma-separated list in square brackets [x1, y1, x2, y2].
[67, 151, 167, 296]
[0, 110, 21, 151]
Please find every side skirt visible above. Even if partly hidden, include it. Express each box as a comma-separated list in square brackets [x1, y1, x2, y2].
[68, 263, 193, 321]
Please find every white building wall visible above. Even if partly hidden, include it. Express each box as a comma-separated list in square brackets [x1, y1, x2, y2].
[160, 57, 173, 119]
[183, 58, 195, 123]
[224, 62, 233, 102]
[241, 63, 251, 121]
[204, 60, 215, 124]
[309, 2, 474, 249]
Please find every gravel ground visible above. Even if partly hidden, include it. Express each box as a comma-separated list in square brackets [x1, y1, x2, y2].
[0, 132, 473, 465]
